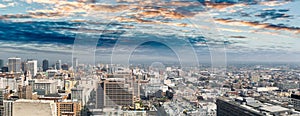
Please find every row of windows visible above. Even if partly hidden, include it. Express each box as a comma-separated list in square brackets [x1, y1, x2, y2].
[106, 95, 132, 99]
[106, 90, 131, 94]
[106, 84, 124, 88]
[59, 104, 74, 112]
[106, 100, 132, 106]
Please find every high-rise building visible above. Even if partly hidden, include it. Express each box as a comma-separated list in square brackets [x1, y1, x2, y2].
[21, 61, 26, 72]
[27, 60, 38, 77]
[8, 57, 21, 73]
[96, 78, 134, 109]
[133, 75, 141, 101]
[73, 57, 78, 71]
[71, 87, 83, 103]
[0, 59, 3, 69]
[42, 59, 49, 72]
[61, 63, 69, 71]
[0, 88, 5, 116]
[3, 100, 13, 116]
[1, 67, 8, 73]
[56, 60, 61, 70]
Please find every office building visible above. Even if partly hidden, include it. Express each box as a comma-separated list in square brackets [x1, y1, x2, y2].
[71, 87, 83, 103]
[21, 61, 26, 72]
[133, 75, 141, 101]
[8, 57, 21, 73]
[0, 74, 17, 90]
[61, 63, 69, 71]
[1, 67, 8, 73]
[18, 85, 33, 99]
[73, 57, 78, 71]
[42, 59, 49, 72]
[32, 79, 57, 95]
[96, 78, 134, 109]
[13, 99, 57, 116]
[0, 88, 4, 116]
[56, 100, 81, 116]
[27, 60, 38, 77]
[217, 98, 263, 116]
[0, 59, 3, 69]
[56, 60, 61, 70]
[3, 100, 13, 116]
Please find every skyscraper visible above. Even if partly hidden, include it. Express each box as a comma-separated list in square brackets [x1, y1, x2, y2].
[27, 60, 38, 77]
[56, 60, 61, 70]
[96, 78, 134, 109]
[1, 67, 8, 73]
[0, 59, 3, 69]
[61, 64, 69, 71]
[72, 57, 78, 71]
[8, 57, 21, 73]
[21, 61, 26, 72]
[0, 88, 5, 116]
[42, 59, 49, 72]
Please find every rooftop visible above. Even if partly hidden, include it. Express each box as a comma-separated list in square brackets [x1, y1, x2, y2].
[259, 105, 290, 113]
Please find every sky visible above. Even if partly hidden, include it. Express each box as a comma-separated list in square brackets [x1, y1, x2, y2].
[0, 0, 299, 66]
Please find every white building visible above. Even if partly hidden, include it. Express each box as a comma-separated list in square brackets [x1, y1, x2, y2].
[32, 79, 57, 95]
[0, 77, 17, 91]
[27, 60, 38, 77]
[3, 100, 13, 116]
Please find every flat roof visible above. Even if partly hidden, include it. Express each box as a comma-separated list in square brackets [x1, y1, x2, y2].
[259, 106, 290, 113]
[15, 99, 55, 103]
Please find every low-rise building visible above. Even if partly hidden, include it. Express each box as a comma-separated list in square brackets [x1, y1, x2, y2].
[13, 99, 57, 116]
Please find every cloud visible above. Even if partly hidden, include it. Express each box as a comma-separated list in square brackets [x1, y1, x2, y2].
[215, 19, 300, 34]
[0, 4, 7, 8]
[259, 1, 289, 7]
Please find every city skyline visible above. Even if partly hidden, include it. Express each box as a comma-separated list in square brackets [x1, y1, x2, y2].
[0, 0, 300, 116]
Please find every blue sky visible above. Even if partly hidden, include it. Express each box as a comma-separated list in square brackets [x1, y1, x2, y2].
[0, 0, 299, 65]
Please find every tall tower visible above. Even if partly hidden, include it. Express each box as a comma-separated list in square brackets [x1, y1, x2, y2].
[56, 60, 61, 70]
[42, 59, 49, 72]
[8, 57, 21, 73]
[0, 59, 3, 69]
[72, 57, 78, 71]
[27, 60, 38, 77]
